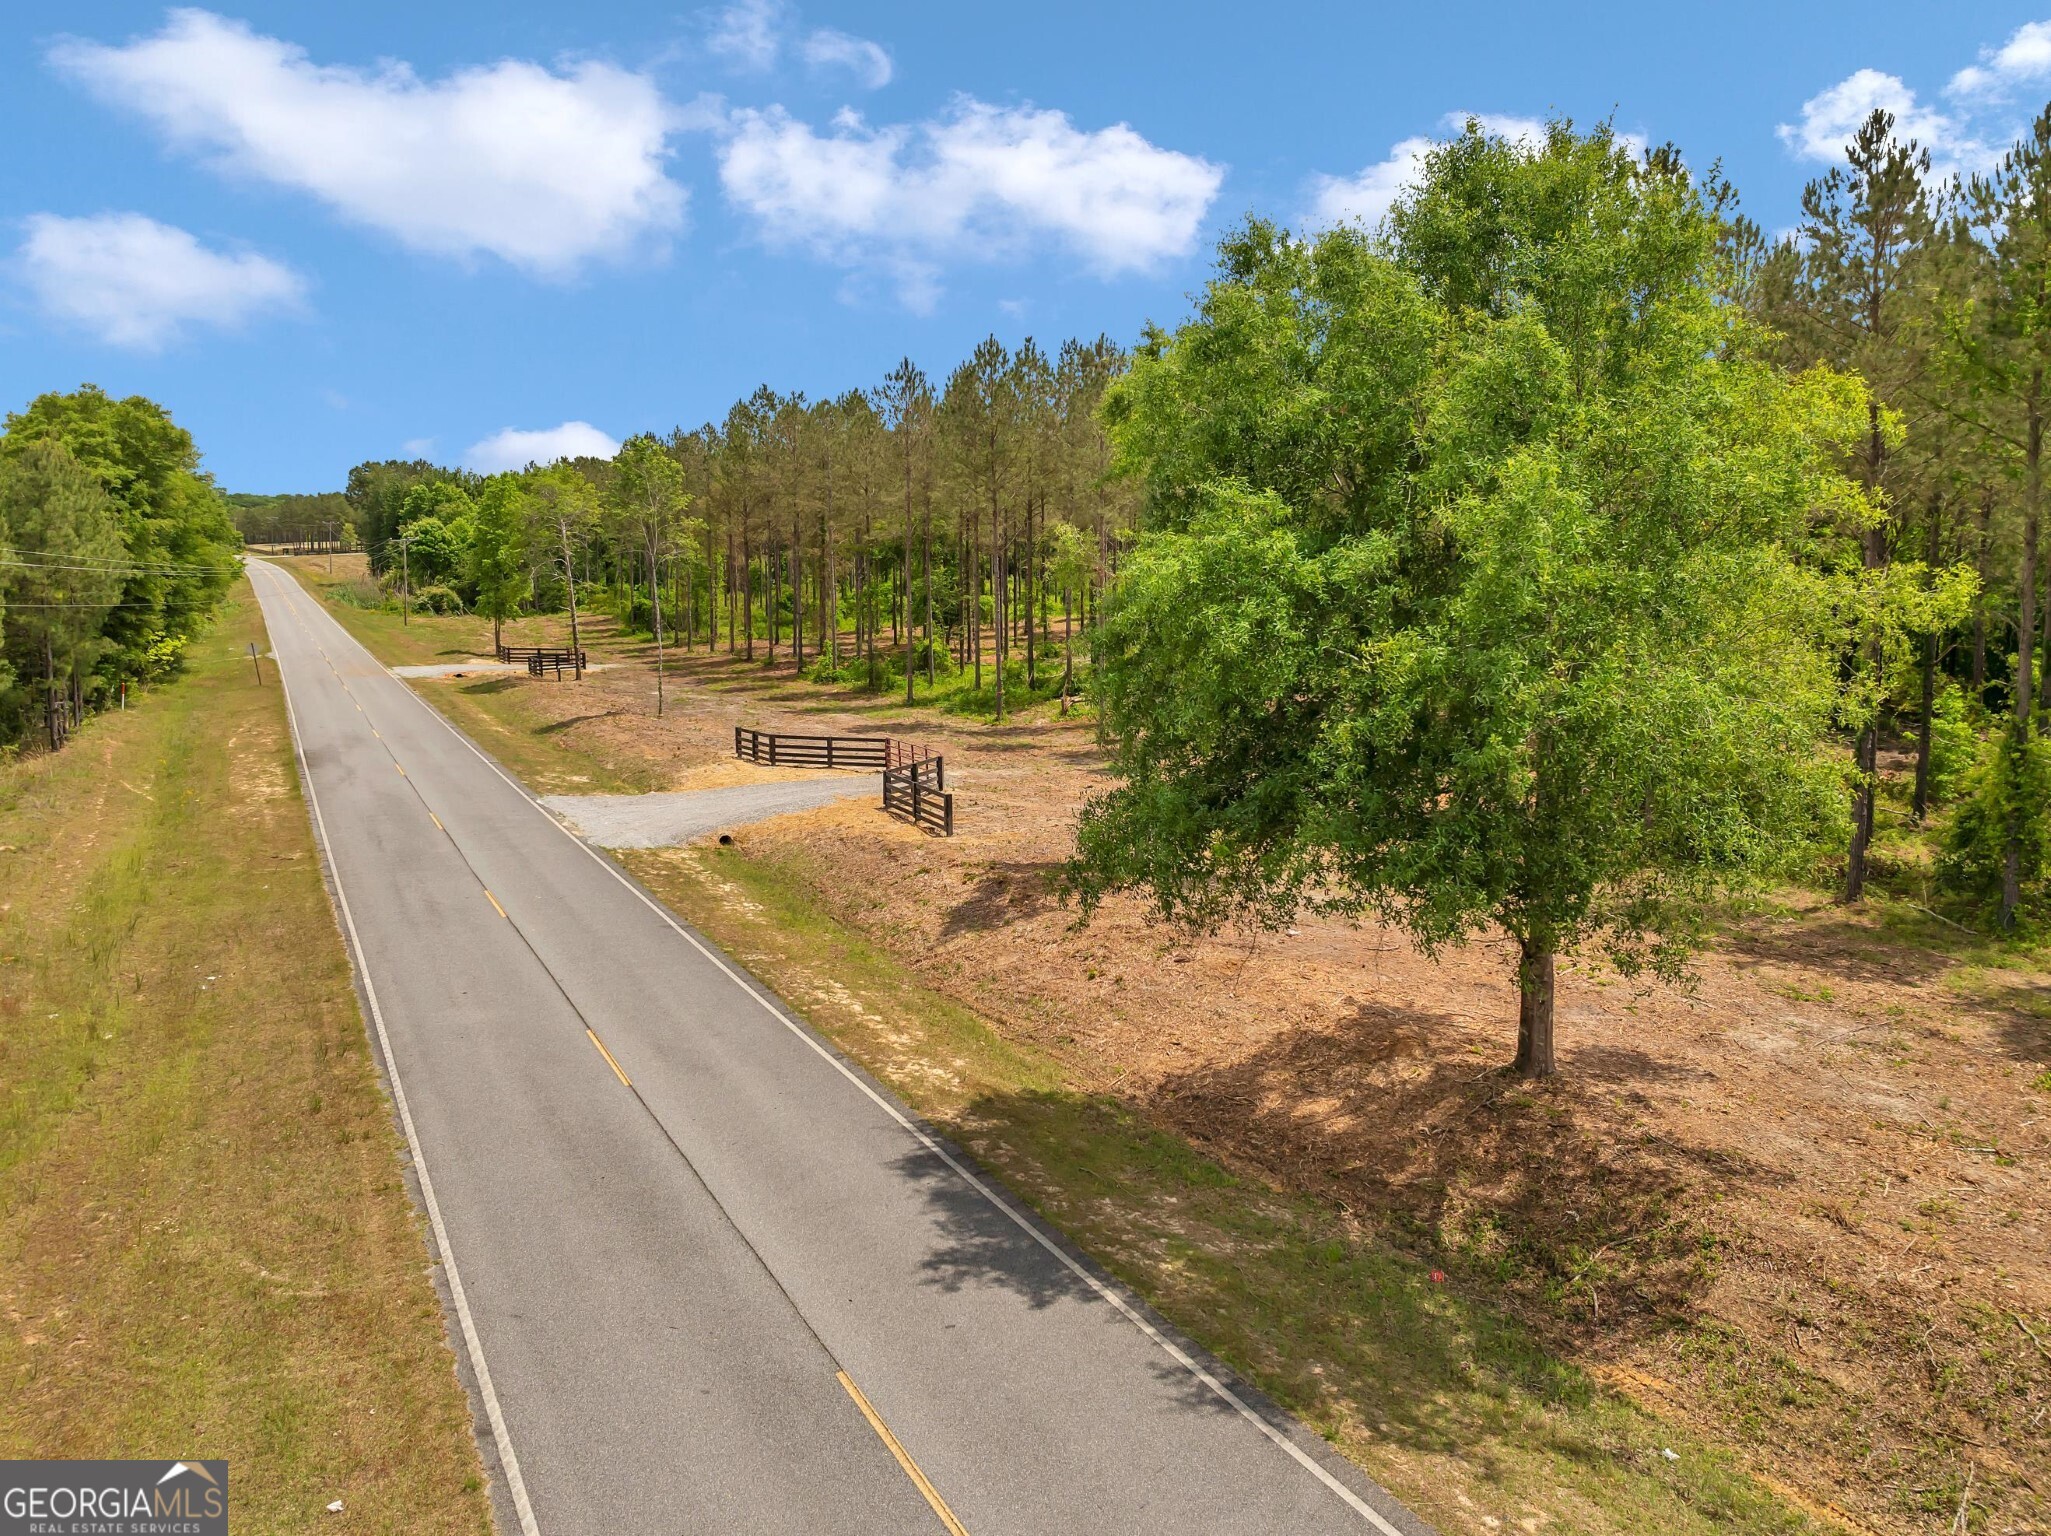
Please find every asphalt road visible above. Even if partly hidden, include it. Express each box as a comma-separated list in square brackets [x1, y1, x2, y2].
[246, 560, 1428, 1536]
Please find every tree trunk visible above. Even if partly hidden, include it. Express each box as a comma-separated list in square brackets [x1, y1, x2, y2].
[560, 527, 584, 680]
[649, 540, 666, 717]
[1513, 937, 1556, 1079]
[1973, 484, 1992, 704]
[1912, 490, 1943, 821]
[2004, 379, 2043, 930]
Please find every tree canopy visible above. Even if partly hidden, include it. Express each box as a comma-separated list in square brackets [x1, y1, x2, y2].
[1072, 123, 1879, 1076]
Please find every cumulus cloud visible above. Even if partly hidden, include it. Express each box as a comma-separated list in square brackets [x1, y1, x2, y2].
[463, 421, 621, 472]
[15, 211, 303, 349]
[1776, 67, 1990, 175]
[1309, 114, 1573, 230]
[1950, 20, 2051, 100]
[802, 29, 892, 89]
[51, 9, 684, 276]
[716, 97, 1222, 305]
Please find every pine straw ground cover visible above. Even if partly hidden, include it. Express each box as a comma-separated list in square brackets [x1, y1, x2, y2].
[282, 556, 2049, 1536]
[0, 577, 491, 1533]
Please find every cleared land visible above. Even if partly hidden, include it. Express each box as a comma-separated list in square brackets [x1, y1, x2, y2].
[274, 556, 2051, 1535]
[0, 576, 492, 1533]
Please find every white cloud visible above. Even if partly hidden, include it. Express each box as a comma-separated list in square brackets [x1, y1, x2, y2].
[1775, 67, 1991, 175]
[802, 29, 892, 90]
[463, 421, 620, 472]
[1308, 114, 1567, 230]
[1950, 20, 2051, 100]
[51, 9, 684, 277]
[15, 211, 303, 350]
[704, 0, 891, 89]
[401, 437, 436, 457]
[716, 97, 1222, 305]
[705, 0, 783, 72]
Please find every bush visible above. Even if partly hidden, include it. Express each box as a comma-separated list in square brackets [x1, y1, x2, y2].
[1937, 730, 2051, 923]
[408, 584, 465, 616]
[326, 577, 392, 611]
[1924, 683, 1981, 803]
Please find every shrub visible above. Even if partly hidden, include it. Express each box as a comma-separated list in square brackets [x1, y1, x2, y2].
[408, 584, 465, 616]
[1924, 683, 1982, 804]
[1937, 730, 2051, 923]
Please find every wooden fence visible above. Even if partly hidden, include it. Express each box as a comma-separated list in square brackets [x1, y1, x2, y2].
[734, 726, 904, 770]
[734, 726, 955, 834]
[497, 643, 586, 677]
[883, 756, 953, 836]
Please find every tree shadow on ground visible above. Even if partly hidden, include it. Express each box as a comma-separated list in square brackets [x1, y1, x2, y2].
[940, 859, 1066, 938]
[1721, 911, 1954, 987]
[873, 1077, 1750, 1491]
[1132, 1004, 1765, 1339]
[535, 711, 619, 736]
[1952, 976, 2051, 1063]
[455, 677, 518, 697]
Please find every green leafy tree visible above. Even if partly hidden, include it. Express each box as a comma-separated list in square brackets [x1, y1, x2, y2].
[0, 439, 126, 744]
[523, 464, 600, 676]
[608, 434, 693, 714]
[466, 474, 529, 652]
[1045, 519, 1092, 709]
[1952, 104, 2051, 927]
[1073, 124, 1871, 1078]
[2, 386, 237, 691]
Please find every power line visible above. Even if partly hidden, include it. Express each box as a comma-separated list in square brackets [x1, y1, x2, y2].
[1, 546, 235, 573]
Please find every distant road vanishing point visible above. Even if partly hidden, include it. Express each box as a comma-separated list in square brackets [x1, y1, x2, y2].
[245, 558, 1429, 1536]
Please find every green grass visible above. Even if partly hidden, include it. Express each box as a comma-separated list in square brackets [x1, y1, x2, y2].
[0, 578, 491, 1534]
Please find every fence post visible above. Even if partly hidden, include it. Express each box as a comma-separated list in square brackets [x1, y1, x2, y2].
[734, 725, 741, 759]
[770, 735, 779, 767]
[944, 793, 953, 837]
[827, 738, 836, 769]
[911, 772, 920, 825]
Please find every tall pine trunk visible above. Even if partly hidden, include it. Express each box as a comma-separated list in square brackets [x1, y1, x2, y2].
[2004, 377, 2044, 929]
[1912, 489, 1942, 821]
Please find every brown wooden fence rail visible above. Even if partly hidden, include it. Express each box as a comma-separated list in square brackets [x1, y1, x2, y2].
[883, 756, 953, 836]
[734, 726, 926, 770]
[497, 643, 587, 677]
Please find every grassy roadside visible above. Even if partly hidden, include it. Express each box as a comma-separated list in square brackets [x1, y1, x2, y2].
[281, 562, 1845, 1535]
[0, 577, 491, 1534]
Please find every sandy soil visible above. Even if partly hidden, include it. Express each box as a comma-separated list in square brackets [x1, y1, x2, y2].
[407, 614, 2049, 1534]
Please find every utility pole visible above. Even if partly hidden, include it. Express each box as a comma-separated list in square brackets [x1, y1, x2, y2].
[326, 520, 334, 575]
[398, 530, 413, 625]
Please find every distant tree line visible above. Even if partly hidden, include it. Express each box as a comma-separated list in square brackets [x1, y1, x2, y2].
[0, 386, 240, 750]
[341, 335, 1134, 717]
[228, 490, 354, 549]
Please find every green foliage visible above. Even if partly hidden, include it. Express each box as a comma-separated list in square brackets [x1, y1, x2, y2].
[1925, 683, 1982, 803]
[406, 583, 466, 617]
[0, 439, 125, 732]
[465, 475, 529, 630]
[1938, 733, 2051, 923]
[1074, 122, 1867, 1005]
[1, 386, 239, 710]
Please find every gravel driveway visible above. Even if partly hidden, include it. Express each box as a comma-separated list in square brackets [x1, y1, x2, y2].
[540, 776, 878, 849]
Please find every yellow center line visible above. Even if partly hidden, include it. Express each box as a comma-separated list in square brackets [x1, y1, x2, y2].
[586, 1029, 632, 1086]
[484, 889, 507, 919]
[429, 811, 444, 832]
[836, 1371, 970, 1536]
[395, 764, 406, 777]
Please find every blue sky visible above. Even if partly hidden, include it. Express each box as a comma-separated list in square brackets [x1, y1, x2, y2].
[4, 2, 2050, 492]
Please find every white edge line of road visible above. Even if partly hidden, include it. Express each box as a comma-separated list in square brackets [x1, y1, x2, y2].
[273, 565, 1408, 1536]
[254, 563, 544, 1536]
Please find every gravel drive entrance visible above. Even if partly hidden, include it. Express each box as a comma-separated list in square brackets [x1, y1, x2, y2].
[540, 776, 878, 848]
